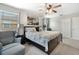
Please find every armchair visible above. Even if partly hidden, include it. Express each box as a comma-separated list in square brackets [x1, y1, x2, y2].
[0, 42, 2, 54]
[0, 31, 25, 55]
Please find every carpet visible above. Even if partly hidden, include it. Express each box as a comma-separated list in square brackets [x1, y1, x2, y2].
[25, 43, 79, 55]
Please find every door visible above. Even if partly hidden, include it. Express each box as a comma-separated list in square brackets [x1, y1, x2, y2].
[72, 17, 79, 40]
[61, 18, 71, 38]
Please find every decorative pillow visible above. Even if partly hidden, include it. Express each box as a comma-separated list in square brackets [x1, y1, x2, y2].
[0, 31, 15, 46]
[25, 28, 36, 32]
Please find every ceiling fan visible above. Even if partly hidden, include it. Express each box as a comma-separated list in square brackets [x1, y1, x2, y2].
[39, 3, 62, 14]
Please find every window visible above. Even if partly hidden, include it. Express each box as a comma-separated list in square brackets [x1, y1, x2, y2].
[0, 10, 19, 31]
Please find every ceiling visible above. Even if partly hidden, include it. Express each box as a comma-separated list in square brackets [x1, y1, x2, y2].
[2, 2, 79, 17]
[5, 3, 42, 11]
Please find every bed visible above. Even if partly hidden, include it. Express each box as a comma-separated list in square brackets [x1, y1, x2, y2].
[25, 27, 62, 54]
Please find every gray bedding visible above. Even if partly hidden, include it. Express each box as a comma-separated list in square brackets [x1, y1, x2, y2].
[25, 31, 61, 51]
[36, 31, 61, 41]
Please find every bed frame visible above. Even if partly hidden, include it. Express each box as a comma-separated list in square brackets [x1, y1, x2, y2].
[26, 34, 62, 55]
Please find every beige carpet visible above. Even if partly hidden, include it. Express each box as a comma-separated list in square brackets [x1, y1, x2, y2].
[25, 43, 79, 55]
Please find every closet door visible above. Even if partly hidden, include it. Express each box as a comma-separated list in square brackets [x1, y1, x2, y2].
[72, 17, 79, 40]
[61, 18, 71, 38]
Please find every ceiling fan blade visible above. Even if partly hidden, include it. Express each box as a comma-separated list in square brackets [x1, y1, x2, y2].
[52, 10, 57, 13]
[53, 4, 61, 8]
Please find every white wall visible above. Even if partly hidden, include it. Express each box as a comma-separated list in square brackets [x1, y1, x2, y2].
[50, 17, 60, 31]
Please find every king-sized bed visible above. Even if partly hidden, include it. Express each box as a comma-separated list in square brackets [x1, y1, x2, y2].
[25, 27, 62, 54]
